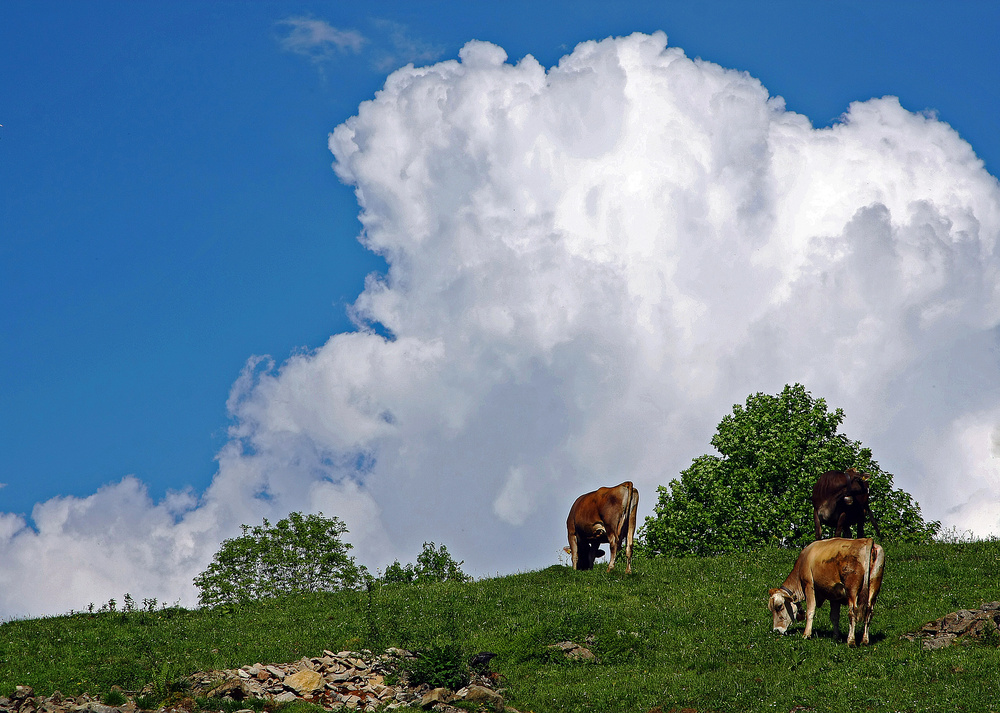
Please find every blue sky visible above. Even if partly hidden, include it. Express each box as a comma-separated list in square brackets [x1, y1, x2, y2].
[2, 2, 1000, 615]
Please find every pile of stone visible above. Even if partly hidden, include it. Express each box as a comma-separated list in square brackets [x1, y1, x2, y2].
[902, 601, 1000, 650]
[0, 649, 513, 713]
[188, 648, 508, 712]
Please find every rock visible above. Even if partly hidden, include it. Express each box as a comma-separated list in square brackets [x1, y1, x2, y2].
[73, 704, 122, 713]
[273, 692, 297, 704]
[461, 685, 504, 709]
[264, 665, 286, 680]
[548, 641, 595, 660]
[420, 688, 453, 708]
[284, 669, 324, 694]
[904, 603, 1000, 649]
[207, 677, 247, 699]
[922, 634, 957, 650]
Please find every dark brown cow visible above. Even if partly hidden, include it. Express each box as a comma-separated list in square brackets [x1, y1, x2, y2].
[565, 481, 639, 573]
[812, 468, 882, 539]
[768, 537, 885, 646]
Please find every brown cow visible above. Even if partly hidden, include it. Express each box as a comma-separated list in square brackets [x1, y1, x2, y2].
[768, 537, 886, 646]
[812, 468, 882, 540]
[565, 481, 639, 573]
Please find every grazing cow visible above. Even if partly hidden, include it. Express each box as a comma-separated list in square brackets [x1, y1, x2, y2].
[768, 537, 886, 646]
[565, 481, 639, 573]
[812, 468, 882, 539]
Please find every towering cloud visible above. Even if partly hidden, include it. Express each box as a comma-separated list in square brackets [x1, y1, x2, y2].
[2, 32, 998, 618]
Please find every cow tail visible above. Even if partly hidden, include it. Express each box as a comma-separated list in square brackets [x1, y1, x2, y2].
[617, 483, 636, 539]
[859, 538, 876, 617]
[869, 541, 886, 610]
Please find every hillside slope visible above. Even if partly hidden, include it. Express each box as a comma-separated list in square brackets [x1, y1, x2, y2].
[2, 541, 998, 712]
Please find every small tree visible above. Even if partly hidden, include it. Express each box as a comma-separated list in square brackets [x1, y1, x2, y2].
[641, 384, 940, 557]
[381, 542, 472, 585]
[194, 512, 365, 607]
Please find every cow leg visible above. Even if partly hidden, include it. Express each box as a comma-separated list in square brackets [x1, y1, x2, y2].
[856, 521, 866, 538]
[814, 509, 823, 539]
[802, 587, 818, 639]
[623, 487, 638, 574]
[863, 544, 886, 645]
[846, 595, 859, 647]
[834, 512, 849, 538]
[606, 532, 619, 572]
[568, 533, 580, 570]
[857, 599, 871, 646]
[581, 537, 598, 570]
[829, 601, 842, 641]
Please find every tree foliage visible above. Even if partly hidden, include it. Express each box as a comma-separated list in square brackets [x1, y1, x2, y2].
[381, 542, 472, 585]
[194, 512, 365, 607]
[641, 384, 940, 557]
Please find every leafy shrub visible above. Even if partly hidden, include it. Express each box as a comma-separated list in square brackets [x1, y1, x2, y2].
[405, 643, 470, 690]
[381, 542, 472, 585]
[194, 512, 365, 607]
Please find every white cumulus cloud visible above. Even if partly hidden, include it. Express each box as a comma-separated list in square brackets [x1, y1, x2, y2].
[3, 32, 1000, 619]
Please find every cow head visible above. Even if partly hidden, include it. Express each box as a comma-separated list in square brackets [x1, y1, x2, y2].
[847, 467, 872, 484]
[768, 588, 804, 634]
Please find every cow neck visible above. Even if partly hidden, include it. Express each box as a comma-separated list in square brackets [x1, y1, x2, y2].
[779, 584, 802, 603]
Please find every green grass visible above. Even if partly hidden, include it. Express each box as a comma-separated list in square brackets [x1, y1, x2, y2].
[2, 541, 999, 712]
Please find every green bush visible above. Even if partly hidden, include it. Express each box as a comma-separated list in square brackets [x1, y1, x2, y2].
[404, 643, 470, 690]
[381, 542, 471, 585]
[194, 512, 366, 607]
[642, 384, 940, 557]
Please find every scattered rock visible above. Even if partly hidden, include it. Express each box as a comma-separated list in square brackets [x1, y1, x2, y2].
[902, 602, 1000, 649]
[548, 640, 596, 660]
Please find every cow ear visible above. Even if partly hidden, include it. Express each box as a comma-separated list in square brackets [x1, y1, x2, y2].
[767, 591, 783, 611]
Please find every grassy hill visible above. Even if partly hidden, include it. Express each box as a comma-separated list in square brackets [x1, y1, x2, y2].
[2, 540, 998, 712]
